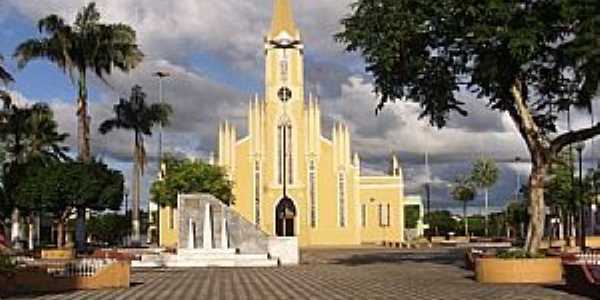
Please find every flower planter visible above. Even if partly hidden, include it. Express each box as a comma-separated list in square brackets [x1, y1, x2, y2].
[475, 257, 562, 283]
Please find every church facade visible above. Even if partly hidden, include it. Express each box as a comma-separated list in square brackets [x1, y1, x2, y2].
[160, 0, 405, 247]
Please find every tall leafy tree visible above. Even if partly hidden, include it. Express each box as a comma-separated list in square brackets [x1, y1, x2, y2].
[0, 101, 69, 248]
[99, 85, 171, 244]
[12, 160, 123, 248]
[14, 2, 143, 162]
[337, 0, 600, 254]
[470, 157, 499, 236]
[25, 103, 70, 162]
[150, 155, 234, 207]
[14, 2, 142, 250]
[545, 150, 577, 240]
[451, 175, 476, 237]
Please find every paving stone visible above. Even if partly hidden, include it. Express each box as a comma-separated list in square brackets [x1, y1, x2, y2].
[8, 248, 591, 300]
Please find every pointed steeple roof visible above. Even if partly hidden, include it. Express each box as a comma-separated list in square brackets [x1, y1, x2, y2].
[269, 0, 300, 39]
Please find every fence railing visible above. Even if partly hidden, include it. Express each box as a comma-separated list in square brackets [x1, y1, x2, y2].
[47, 258, 116, 278]
[576, 250, 600, 265]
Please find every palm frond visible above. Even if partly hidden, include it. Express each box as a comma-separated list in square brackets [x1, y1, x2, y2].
[0, 54, 14, 86]
[98, 118, 123, 134]
[38, 14, 66, 35]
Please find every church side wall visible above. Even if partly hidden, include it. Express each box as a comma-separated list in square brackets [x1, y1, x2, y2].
[232, 139, 253, 224]
[159, 206, 178, 248]
[359, 177, 404, 244]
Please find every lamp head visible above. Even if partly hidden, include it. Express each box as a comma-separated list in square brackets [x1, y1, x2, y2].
[153, 71, 171, 78]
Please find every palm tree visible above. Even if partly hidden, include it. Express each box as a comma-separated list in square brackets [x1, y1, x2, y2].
[26, 103, 70, 162]
[14, 2, 143, 249]
[0, 101, 69, 249]
[470, 157, 499, 236]
[100, 85, 171, 244]
[451, 175, 476, 237]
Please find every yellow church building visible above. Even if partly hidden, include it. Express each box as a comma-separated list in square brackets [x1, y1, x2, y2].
[160, 0, 405, 247]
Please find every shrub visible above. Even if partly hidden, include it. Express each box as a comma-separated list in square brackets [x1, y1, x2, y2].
[0, 255, 16, 274]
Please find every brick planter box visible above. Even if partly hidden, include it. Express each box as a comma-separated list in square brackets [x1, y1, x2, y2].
[0, 260, 130, 297]
[475, 257, 562, 284]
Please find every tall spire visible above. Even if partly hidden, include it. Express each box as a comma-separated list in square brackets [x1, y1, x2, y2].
[269, 0, 299, 39]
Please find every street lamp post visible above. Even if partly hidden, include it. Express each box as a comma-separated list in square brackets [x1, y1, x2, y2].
[576, 142, 586, 250]
[151, 71, 170, 245]
[153, 71, 170, 171]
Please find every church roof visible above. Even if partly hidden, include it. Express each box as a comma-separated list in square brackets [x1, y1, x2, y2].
[269, 0, 300, 39]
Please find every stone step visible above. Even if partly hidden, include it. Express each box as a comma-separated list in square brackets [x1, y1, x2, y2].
[177, 248, 237, 256]
[176, 254, 269, 261]
[133, 254, 278, 268]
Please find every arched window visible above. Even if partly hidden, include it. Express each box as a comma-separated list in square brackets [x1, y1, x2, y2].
[254, 160, 261, 225]
[287, 125, 293, 184]
[277, 123, 293, 185]
[309, 160, 317, 228]
[338, 171, 346, 227]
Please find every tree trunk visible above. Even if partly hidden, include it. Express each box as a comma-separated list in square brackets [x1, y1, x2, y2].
[27, 215, 34, 251]
[464, 201, 468, 237]
[525, 163, 548, 254]
[75, 74, 91, 252]
[10, 207, 21, 249]
[56, 220, 64, 248]
[75, 207, 87, 252]
[485, 188, 489, 237]
[131, 138, 141, 245]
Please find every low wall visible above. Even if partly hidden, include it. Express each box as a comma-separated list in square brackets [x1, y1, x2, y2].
[0, 261, 130, 296]
[268, 237, 299, 265]
[587, 236, 600, 249]
[41, 249, 75, 260]
[475, 257, 562, 283]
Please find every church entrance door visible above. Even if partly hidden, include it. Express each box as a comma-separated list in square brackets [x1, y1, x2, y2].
[275, 197, 296, 237]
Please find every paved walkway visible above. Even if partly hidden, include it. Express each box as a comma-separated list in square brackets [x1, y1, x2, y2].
[8, 248, 591, 299]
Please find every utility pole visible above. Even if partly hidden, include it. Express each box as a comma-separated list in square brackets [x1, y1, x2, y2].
[151, 71, 170, 245]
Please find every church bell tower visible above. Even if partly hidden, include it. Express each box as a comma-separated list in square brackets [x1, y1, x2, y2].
[265, 0, 304, 109]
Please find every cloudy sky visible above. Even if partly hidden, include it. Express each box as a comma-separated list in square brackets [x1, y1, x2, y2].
[1, 0, 598, 215]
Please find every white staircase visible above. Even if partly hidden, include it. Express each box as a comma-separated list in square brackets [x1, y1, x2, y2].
[133, 200, 278, 268]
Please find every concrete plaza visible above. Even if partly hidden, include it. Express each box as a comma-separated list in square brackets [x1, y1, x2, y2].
[8, 248, 590, 300]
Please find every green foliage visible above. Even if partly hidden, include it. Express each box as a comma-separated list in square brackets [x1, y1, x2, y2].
[471, 157, 499, 189]
[150, 155, 234, 207]
[0, 54, 13, 86]
[545, 150, 576, 212]
[404, 205, 420, 229]
[426, 210, 458, 236]
[0, 254, 16, 274]
[87, 213, 130, 246]
[99, 85, 172, 174]
[0, 100, 69, 164]
[9, 160, 124, 218]
[496, 249, 545, 259]
[460, 215, 485, 236]
[451, 176, 476, 204]
[336, 0, 600, 128]
[14, 2, 143, 85]
[14, 2, 144, 163]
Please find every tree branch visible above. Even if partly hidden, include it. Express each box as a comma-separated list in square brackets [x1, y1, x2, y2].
[551, 122, 600, 155]
[508, 81, 549, 156]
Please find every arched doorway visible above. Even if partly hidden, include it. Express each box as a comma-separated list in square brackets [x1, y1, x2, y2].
[275, 197, 296, 237]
